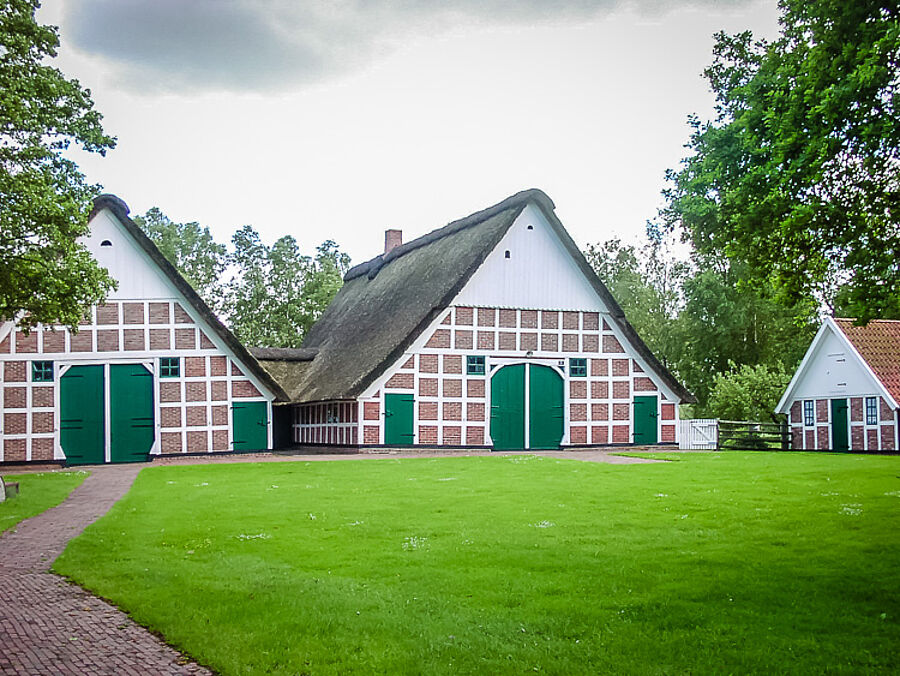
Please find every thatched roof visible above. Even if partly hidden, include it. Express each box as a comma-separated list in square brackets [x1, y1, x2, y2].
[91, 195, 290, 402]
[282, 188, 694, 404]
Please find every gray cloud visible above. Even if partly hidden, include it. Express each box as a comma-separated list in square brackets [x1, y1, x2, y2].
[63, 0, 755, 93]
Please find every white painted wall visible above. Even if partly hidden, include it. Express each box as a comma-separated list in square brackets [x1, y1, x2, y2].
[84, 209, 174, 300]
[453, 204, 608, 312]
[789, 329, 883, 401]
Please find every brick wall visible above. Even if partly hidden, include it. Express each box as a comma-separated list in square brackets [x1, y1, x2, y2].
[1, 299, 272, 461]
[348, 305, 675, 448]
[787, 395, 897, 452]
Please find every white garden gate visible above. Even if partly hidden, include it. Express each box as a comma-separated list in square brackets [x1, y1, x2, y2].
[679, 419, 718, 450]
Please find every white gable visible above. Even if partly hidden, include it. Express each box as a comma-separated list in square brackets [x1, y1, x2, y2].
[84, 208, 175, 300]
[452, 204, 608, 312]
[776, 319, 894, 412]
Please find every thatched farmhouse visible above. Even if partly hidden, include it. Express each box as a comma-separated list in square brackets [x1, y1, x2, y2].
[255, 189, 693, 452]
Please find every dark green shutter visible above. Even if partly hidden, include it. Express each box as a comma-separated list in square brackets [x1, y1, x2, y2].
[60, 365, 105, 465]
[528, 365, 563, 449]
[233, 400, 268, 451]
[831, 398, 849, 451]
[633, 395, 659, 445]
[384, 393, 414, 445]
[490, 364, 526, 450]
[109, 364, 154, 463]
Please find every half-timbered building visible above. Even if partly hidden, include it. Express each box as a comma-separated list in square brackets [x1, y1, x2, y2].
[0, 195, 287, 465]
[256, 189, 693, 450]
[776, 317, 900, 452]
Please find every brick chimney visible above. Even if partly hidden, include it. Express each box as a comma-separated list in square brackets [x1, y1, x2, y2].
[384, 229, 402, 254]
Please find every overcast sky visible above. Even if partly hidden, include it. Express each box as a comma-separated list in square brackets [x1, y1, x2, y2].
[39, 0, 780, 265]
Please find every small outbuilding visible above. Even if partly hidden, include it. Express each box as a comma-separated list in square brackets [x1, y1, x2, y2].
[776, 317, 900, 452]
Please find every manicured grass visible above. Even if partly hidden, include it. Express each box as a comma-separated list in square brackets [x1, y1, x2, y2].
[0, 471, 88, 532]
[55, 453, 900, 674]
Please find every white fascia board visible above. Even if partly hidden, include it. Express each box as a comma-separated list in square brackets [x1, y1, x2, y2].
[0, 320, 14, 345]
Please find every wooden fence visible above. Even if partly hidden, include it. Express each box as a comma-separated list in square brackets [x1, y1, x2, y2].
[679, 419, 718, 449]
[680, 419, 790, 451]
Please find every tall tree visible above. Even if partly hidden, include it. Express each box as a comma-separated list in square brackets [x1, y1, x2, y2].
[674, 258, 816, 407]
[0, 0, 116, 331]
[133, 207, 227, 314]
[226, 228, 349, 348]
[661, 1, 900, 321]
[584, 237, 688, 371]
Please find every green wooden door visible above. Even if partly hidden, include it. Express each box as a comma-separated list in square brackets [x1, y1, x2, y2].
[109, 364, 154, 463]
[831, 398, 849, 451]
[528, 365, 564, 449]
[60, 365, 105, 465]
[633, 395, 659, 445]
[384, 393, 414, 445]
[490, 364, 526, 450]
[233, 400, 269, 451]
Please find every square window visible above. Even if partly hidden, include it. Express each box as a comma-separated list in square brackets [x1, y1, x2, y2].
[32, 361, 54, 382]
[569, 358, 587, 377]
[866, 397, 879, 426]
[160, 357, 180, 378]
[466, 355, 485, 376]
[803, 400, 815, 427]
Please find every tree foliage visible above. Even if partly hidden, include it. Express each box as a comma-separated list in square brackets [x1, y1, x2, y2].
[133, 207, 227, 313]
[584, 237, 688, 370]
[662, 1, 900, 321]
[0, 0, 116, 330]
[226, 228, 349, 348]
[133, 208, 350, 348]
[706, 361, 793, 422]
[586, 240, 815, 414]
[674, 258, 816, 407]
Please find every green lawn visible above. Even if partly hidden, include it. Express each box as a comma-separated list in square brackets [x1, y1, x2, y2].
[1, 470, 88, 533]
[55, 453, 900, 674]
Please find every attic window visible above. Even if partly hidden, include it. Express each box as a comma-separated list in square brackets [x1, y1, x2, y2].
[527, 225, 534, 230]
[504, 250, 511, 259]
[100, 240, 112, 247]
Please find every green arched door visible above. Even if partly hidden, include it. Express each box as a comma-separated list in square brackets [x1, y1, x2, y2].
[490, 364, 564, 450]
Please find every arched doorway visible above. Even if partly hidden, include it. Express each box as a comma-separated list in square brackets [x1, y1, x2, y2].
[490, 364, 564, 450]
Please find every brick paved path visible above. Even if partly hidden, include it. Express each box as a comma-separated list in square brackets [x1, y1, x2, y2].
[0, 465, 210, 675]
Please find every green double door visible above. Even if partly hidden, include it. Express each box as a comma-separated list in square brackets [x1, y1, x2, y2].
[490, 364, 564, 450]
[60, 364, 155, 465]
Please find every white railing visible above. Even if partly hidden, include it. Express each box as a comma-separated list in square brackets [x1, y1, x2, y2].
[679, 419, 718, 450]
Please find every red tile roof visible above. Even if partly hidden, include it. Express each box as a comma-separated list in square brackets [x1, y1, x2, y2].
[834, 318, 900, 404]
